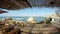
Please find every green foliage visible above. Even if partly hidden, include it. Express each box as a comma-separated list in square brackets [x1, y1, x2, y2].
[46, 20, 51, 24]
[44, 17, 52, 24]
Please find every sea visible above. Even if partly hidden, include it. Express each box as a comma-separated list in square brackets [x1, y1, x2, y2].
[0, 16, 44, 23]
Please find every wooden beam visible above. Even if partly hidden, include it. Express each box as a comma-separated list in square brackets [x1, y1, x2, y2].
[0, 1, 18, 10]
[16, 1, 30, 8]
[5, 0, 25, 8]
[4, 0, 21, 8]
[25, 0, 32, 7]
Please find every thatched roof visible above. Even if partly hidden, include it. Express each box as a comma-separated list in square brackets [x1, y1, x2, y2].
[0, 0, 60, 10]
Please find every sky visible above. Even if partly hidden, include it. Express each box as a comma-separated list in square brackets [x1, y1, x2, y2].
[0, 7, 57, 17]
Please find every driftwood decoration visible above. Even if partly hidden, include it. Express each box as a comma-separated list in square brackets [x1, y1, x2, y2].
[0, 10, 8, 14]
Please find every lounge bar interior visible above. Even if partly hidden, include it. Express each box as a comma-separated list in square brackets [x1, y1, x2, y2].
[0, 0, 60, 34]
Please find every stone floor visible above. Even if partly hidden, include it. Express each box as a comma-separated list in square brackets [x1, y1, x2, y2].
[20, 24, 58, 34]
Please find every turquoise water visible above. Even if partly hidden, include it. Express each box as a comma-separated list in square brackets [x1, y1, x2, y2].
[0, 16, 44, 23]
